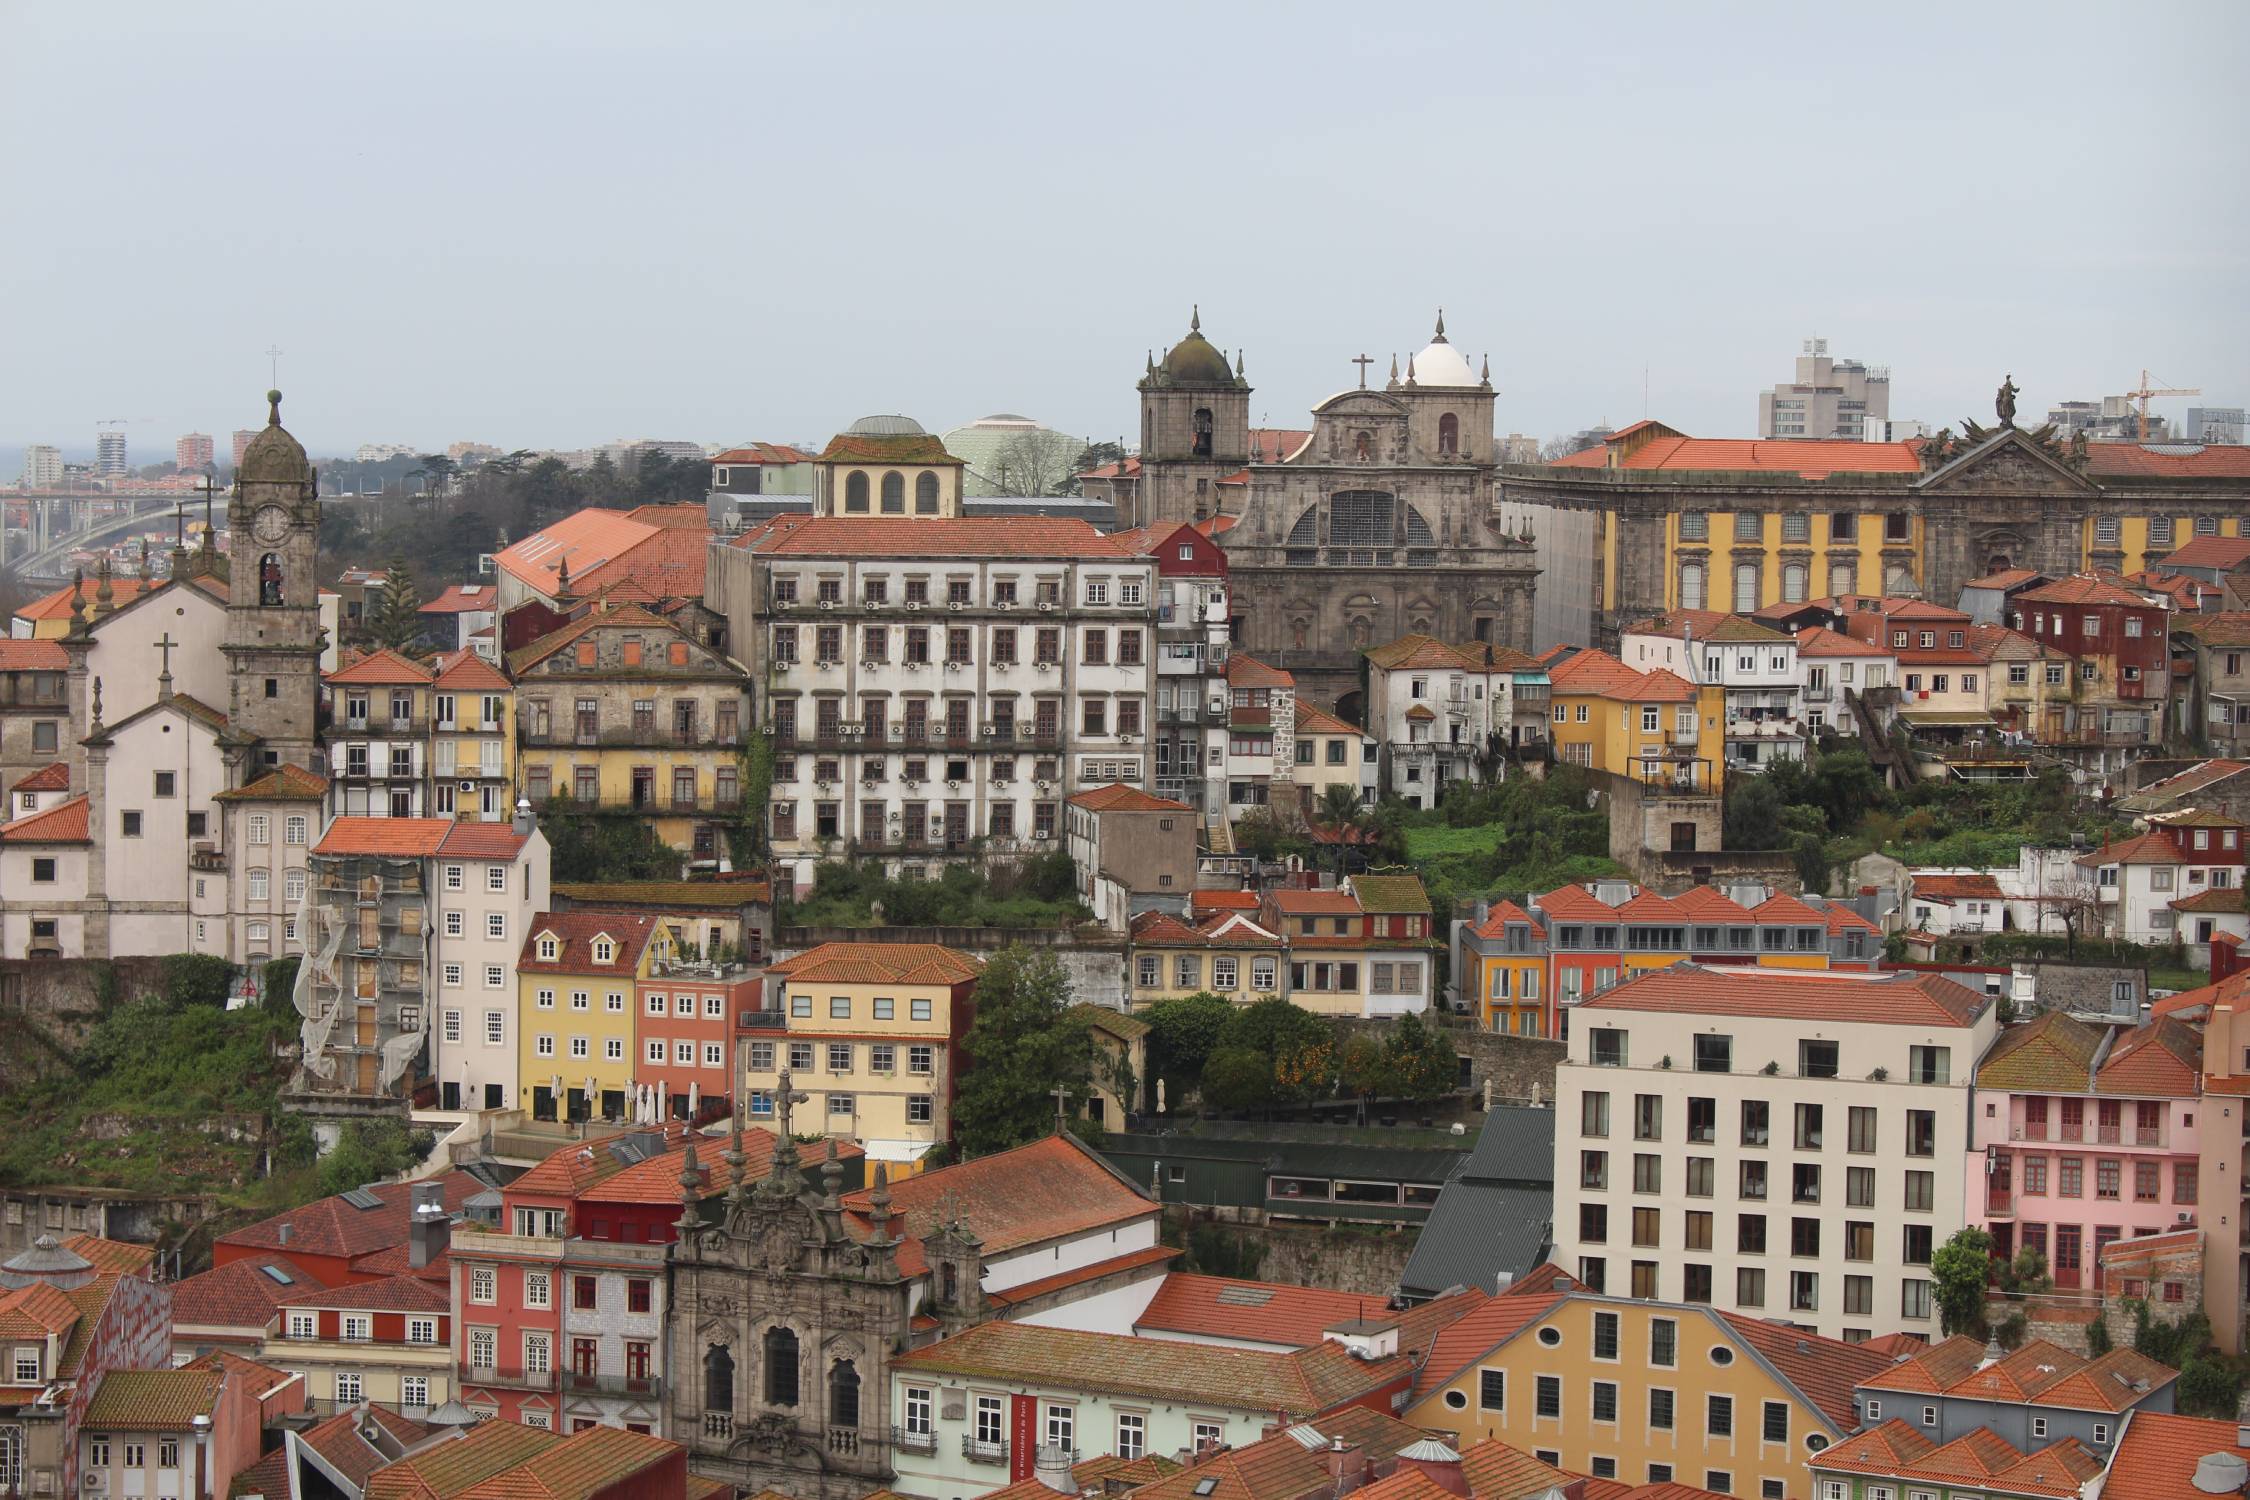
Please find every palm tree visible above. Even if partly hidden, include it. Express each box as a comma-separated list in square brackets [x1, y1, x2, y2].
[1315, 784, 1368, 876]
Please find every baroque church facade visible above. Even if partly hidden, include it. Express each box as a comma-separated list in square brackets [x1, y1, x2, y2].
[1085, 310, 1540, 708]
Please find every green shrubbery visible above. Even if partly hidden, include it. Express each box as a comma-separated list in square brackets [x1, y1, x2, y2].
[789, 853, 1090, 929]
[1138, 993, 1456, 1116]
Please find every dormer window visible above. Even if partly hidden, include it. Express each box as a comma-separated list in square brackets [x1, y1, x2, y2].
[537, 934, 559, 962]
[592, 937, 615, 965]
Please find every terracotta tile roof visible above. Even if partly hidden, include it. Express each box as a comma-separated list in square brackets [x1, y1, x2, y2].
[1627, 611, 1792, 646]
[82, 1368, 223, 1430]
[183, 1347, 295, 1397]
[364, 1418, 560, 1500]
[552, 878, 770, 910]
[1268, 889, 1362, 916]
[49, 1275, 126, 1376]
[274, 1272, 449, 1313]
[1813, 1417, 1938, 1476]
[300, 1405, 434, 1491]
[1547, 647, 1697, 702]
[1716, 1312, 1892, 1431]
[1131, 1406, 1426, 1500]
[1749, 891, 1827, 925]
[1964, 567, 2048, 590]
[839, 1133, 1151, 1258]
[326, 647, 435, 686]
[419, 584, 497, 615]
[12, 762, 69, 793]
[1350, 874, 1431, 915]
[2086, 442, 2250, 477]
[2030, 1347, 2179, 1413]
[436, 822, 531, 861]
[2072, 831, 2183, 868]
[2016, 574, 2162, 610]
[976, 1456, 1183, 1500]
[1860, 1333, 2000, 1395]
[1250, 427, 1314, 463]
[887, 1313, 1420, 1414]
[1612, 889, 1680, 921]
[744, 516, 1129, 560]
[1582, 965, 1990, 1028]
[1192, 890, 1263, 914]
[1412, 1286, 1571, 1397]
[768, 941, 981, 985]
[0, 794, 90, 844]
[1790, 625, 1887, 658]
[505, 603, 686, 675]
[312, 816, 454, 857]
[712, 443, 811, 465]
[169, 1252, 308, 1330]
[493, 509, 661, 596]
[0, 639, 70, 671]
[518, 910, 659, 976]
[2129, 758, 2250, 802]
[1820, 902, 1882, 936]
[1529, 883, 1619, 922]
[2169, 885, 2246, 913]
[218, 1171, 487, 1261]
[214, 763, 328, 801]
[2101, 1410, 2250, 1500]
[2179, 610, 2250, 648]
[2095, 1018, 2202, 1095]
[1472, 900, 1546, 941]
[454, 1423, 677, 1500]
[230, 1446, 289, 1500]
[1227, 654, 1296, 689]
[1131, 1274, 1380, 1346]
[1363, 634, 1482, 672]
[0, 1280, 82, 1338]
[1068, 782, 1193, 813]
[1552, 428, 1925, 476]
[15, 577, 160, 622]
[1667, 885, 1754, 922]
[60, 1233, 155, 1277]
[1911, 872, 2008, 903]
[983, 1244, 1181, 1308]
[432, 649, 511, 690]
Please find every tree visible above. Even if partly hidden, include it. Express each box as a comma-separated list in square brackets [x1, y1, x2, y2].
[1382, 1013, 1458, 1102]
[1199, 1046, 1273, 1113]
[1723, 775, 1785, 851]
[411, 454, 458, 502]
[2177, 1357, 2242, 1418]
[1540, 428, 1608, 461]
[1220, 997, 1333, 1063]
[1142, 992, 1234, 1100]
[1059, 441, 1125, 498]
[368, 554, 425, 650]
[953, 947, 1091, 1157]
[1931, 1227, 1995, 1336]
[986, 429, 1083, 498]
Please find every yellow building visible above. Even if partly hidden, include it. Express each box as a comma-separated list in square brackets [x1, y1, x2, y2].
[1290, 700, 1370, 812]
[750, 941, 980, 1173]
[1126, 907, 1285, 1007]
[1546, 648, 1726, 798]
[430, 649, 516, 821]
[516, 909, 666, 1123]
[1460, 900, 1547, 1036]
[1070, 1003, 1148, 1131]
[263, 1273, 455, 1416]
[509, 604, 751, 857]
[1407, 1284, 1892, 1497]
[811, 418, 969, 517]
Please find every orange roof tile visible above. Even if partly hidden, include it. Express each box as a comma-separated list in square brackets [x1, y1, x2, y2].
[1582, 965, 1990, 1027]
[984, 1244, 1180, 1308]
[493, 509, 662, 594]
[326, 647, 436, 686]
[1268, 888, 1362, 916]
[12, 762, 69, 793]
[1131, 1274, 1378, 1346]
[1553, 427, 1925, 477]
[2072, 831, 2184, 868]
[1791, 625, 1887, 658]
[2103, 1410, 2250, 1500]
[82, 1369, 223, 1431]
[364, 1418, 560, 1500]
[60, 1233, 155, 1277]
[419, 584, 497, 615]
[14, 577, 160, 621]
[213, 763, 328, 801]
[1295, 701, 1362, 736]
[505, 603, 688, 674]
[0, 639, 70, 670]
[1716, 1312, 1892, 1431]
[1910, 873, 2009, 903]
[274, 1272, 449, 1313]
[839, 1133, 1151, 1259]
[0, 794, 90, 844]
[1227, 654, 1296, 689]
[0, 1281, 83, 1338]
[169, 1252, 309, 1330]
[1130, 1406, 1426, 1500]
[744, 516, 1127, 559]
[768, 941, 981, 986]
[1667, 885, 1754, 923]
[313, 816, 454, 856]
[1412, 1284, 1572, 1398]
[2015, 575, 2162, 610]
[1472, 899, 1546, 941]
[1749, 890, 1827, 925]
[2088, 443, 2250, 478]
[1068, 783, 1193, 813]
[1191, 890, 1262, 914]
[2095, 1018, 2202, 1096]
[712, 443, 811, 465]
[217, 1170, 489, 1261]
[517, 910, 660, 976]
[2161, 535, 2250, 571]
[437, 822, 532, 860]
[432, 649, 511, 690]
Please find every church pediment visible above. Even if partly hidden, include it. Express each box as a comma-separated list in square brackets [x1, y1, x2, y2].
[1915, 425, 2100, 497]
[1311, 390, 1409, 419]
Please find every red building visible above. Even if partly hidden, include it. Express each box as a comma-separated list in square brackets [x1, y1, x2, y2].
[208, 1169, 493, 1288]
[634, 961, 761, 1122]
[2008, 574, 2172, 742]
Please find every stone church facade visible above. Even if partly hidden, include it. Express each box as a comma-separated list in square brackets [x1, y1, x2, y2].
[1087, 311, 1540, 709]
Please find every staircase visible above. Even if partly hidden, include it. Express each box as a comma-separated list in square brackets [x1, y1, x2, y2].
[1845, 688, 1908, 787]
[1203, 808, 1234, 855]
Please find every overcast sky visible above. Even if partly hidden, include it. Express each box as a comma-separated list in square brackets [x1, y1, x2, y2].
[5, 1, 2246, 458]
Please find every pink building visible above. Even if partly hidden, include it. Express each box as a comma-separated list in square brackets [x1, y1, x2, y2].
[176, 434, 215, 472]
[1970, 1011, 2204, 1289]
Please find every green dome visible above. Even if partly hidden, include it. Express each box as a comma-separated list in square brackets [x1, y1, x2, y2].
[1162, 328, 1234, 385]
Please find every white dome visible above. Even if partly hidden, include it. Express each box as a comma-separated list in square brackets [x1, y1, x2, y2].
[1408, 340, 1479, 389]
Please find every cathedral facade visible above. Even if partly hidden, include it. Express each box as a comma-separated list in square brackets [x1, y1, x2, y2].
[1087, 311, 1540, 710]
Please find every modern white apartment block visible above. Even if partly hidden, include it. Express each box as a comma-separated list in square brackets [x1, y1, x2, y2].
[710, 515, 1155, 889]
[429, 810, 551, 1113]
[1551, 964, 1997, 1344]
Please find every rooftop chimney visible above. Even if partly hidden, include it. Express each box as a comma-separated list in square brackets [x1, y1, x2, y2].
[1394, 1440, 1467, 1497]
[1322, 1437, 1368, 1492]
[409, 1181, 451, 1269]
[514, 797, 535, 837]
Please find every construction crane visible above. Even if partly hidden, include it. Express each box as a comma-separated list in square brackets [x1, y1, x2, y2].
[2122, 370, 2199, 442]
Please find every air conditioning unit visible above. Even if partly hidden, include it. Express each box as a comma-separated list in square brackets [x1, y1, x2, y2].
[948, 601, 963, 612]
[994, 779, 1013, 789]
[1036, 661, 1054, 673]
[944, 661, 963, 673]
[1038, 601, 1054, 612]
[945, 779, 961, 790]
[996, 600, 1014, 611]
[906, 601, 924, 612]
[1120, 733, 1138, 743]
[814, 780, 832, 791]
[84, 1473, 104, 1491]
[1035, 779, 1053, 792]
[819, 599, 834, 611]
[458, 780, 475, 793]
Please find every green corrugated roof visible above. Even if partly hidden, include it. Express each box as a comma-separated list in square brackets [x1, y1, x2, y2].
[1352, 875, 1433, 914]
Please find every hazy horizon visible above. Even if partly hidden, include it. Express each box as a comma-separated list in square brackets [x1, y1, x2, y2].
[5, 2, 2245, 458]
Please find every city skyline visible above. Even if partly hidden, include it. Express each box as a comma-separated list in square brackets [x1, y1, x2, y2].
[3, 2, 2245, 454]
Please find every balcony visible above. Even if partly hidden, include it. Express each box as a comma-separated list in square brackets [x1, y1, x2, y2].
[1985, 1188, 2015, 1220]
[737, 1010, 786, 1031]
[563, 1370, 663, 1399]
[962, 1436, 1009, 1466]
[777, 726, 1063, 754]
[458, 1363, 556, 1391]
[518, 726, 739, 751]
[892, 1426, 937, 1457]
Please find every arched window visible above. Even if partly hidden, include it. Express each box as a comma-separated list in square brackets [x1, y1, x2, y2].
[1678, 561, 1705, 611]
[1733, 562, 1759, 613]
[941, 1263, 959, 1304]
[828, 1359, 861, 1428]
[880, 472, 905, 514]
[704, 1344, 734, 1411]
[763, 1326, 799, 1406]
[1283, 508, 1319, 566]
[844, 472, 869, 513]
[1438, 413, 1460, 457]
[260, 553, 285, 607]
[1353, 430, 1372, 461]
[1829, 560, 1856, 598]
[915, 472, 940, 514]
[1329, 492, 1396, 549]
[1782, 562, 1807, 603]
[1192, 408, 1213, 458]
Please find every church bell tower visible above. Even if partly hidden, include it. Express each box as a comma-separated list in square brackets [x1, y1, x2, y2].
[1134, 307, 1251, 527]
[222, 390, 323, 771]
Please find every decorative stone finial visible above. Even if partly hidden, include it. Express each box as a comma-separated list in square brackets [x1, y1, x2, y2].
[1189, 304, 1200, 334]
[90, 677, 103, 733]
[67, 570, 86, 635]
[1405, 354, 1418, 389]
[1434, 308, 1447, 340]
[267, 390, 283, 426]
[1235, 349, 1245, 378]
[820, 1137, 842, 1209]
[93, 558, 114, 616]
[1480, 353, 1491, 387]
[866, 1163, 893, 1246]
[138, 538, 151, 583]
[674, 1140, 703, 1235]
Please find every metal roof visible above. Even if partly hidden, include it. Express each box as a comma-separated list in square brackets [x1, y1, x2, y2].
[1397, 1182, 1554, 1301]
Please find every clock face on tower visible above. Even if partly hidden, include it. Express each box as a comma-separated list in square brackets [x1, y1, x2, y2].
[251, 504, 291, 546]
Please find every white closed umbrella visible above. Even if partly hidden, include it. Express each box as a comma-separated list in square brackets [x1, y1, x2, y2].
[689, 1080, 701, 1121]
[551, 1074, 563, 1118]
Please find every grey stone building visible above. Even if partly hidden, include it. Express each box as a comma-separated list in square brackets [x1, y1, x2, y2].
[1085, 311, 1540, 712]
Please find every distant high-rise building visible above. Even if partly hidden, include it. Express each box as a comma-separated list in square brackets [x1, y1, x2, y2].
[231, 429, 259, 467]
[20, 445, 63, 490]
[2047, 396, 2170, 443]
[446, 441, 502, 465]
[2186, 406, 2245, 445]
[94, 429, 128, 477]
[1499, 433, 1541, 465]
[176, 432, 215, 471]
[1861, 417, 1930, 442]
[1757, 337, 1891, 439]
[355, 442, 417, 463]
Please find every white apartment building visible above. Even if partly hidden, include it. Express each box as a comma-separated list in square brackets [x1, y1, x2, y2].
[717, 517, 1155, 888]
[1621, 614, 1805, 773]
[1792, 626, 1892, 739]
[1362, 634, 1549, 807]
[1756, 338, 1890, 440]
[430, 811, 551, 1113]
[1551, 964, 1997, 1344]
[20, 445, 63, 491]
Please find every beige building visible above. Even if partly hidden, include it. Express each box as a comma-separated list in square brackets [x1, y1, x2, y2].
[429, 814, 551, 1115]
[811, 415, 968, 516]
[1756, 337, 1891, 440]
[264, 1272, 453, 1415]
[1290, 700, 1373, 811]
[199, 763, 328, 969]
[1064, 783, 1196, 930]
[751, 942, 981, 1173]
[1551, 965, 1997, 1343]
[1070, 1003, 1148, 1130]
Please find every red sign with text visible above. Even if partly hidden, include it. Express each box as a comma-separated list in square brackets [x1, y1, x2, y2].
[1010, 1394, 1037, 1481]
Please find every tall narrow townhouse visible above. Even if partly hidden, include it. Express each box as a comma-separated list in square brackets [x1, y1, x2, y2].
[429, 650, 514, 822]
[428, 810, 552, 1113]
[515, 911, 667, 1126]
[321, 649, 433, 818]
